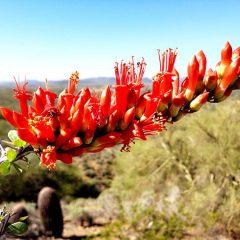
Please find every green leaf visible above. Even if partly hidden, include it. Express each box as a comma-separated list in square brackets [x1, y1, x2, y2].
[13, 139, 27, 148]
[12, 163, 23, 173]
[0, 161, 10, 175]
[8, 130, 19, 142]
[6, 149, 17, 162]
[8, 130, 26, 147]
[19, 216, 28, 221]
[6, 222, 28, 235]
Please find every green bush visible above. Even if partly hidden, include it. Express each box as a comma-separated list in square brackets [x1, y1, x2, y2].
[101, 94, 240, 239]
[0, 149, 115, 202]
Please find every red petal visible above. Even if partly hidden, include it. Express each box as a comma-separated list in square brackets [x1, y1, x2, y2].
[221, 41, 232, 65]
[100, 85, 111, 117]
[0, 107, 18, 128]
[13, 111, 28, 128]
[55, 128, 72, 149]
[17, 128, 38, 145]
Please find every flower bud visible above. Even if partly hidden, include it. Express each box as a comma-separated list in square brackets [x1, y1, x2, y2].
[62, 137, 83, 150]
[189, 92, 209, 112]
[215, 88, 232, 102]
[106, 110, 119, 132]
[215, 57, 240, 99]
[204, 69, 218, 91]
[100, 86, 111, 118]
[136, 93, 147, 118]
[119, 107, 136, 130]
[184, 55, 199, 101]
[92, 132, 122, 147]
[143, 94, 158, 118]
[168, 94, 185, 117]
[221, 41, 232, 65]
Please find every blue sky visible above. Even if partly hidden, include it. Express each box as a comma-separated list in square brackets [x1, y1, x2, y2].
[0, 0, 239, 81]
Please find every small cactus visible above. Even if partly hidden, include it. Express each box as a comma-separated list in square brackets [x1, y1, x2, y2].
[37, 187, 63, 237]
[9, 203, 28, 224]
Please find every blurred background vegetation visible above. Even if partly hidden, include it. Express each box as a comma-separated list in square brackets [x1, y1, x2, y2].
[0, 84, 240, 239]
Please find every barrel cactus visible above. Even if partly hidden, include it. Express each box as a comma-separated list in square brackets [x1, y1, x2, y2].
[37, 187, 63, 237]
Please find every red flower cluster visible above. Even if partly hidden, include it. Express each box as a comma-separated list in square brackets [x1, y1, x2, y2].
[0, 42, 239, 169]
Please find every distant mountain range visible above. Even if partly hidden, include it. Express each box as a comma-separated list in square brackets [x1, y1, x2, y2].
[0, 77, 152, 89]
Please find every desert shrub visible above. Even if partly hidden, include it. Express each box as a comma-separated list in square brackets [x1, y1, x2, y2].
[0, 148, 115, 202]
[100, 94, 240, 239]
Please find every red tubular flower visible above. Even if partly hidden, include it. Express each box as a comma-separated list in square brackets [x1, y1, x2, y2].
[157, 100, 168, 113]
[189, 92, 209, 111]
[61, 94, 74, 117]
[132, 121, 146, 140]
[13, 80, 32, 117]
[155, 48, 178, 95]
[184, 55, 199, 101]
[136, 93, 147, 118]
[58, 105, 70, 129]
[35, 122, 56, 143]
[127, 89, 137, 109]
[128, 57, 146, 97]
[114, 85, 129, 118]
[41, 146, 57, 170]
[0, 108, 19, 128]
[17, 128, 38, 146]
[220, 57, 240, 89]
[142, 93, 159, 119]
[181, 77, 189, 92]
[44, 90, 58, 109]
[169, 93, 185, 117]
[204, 68, 218, 91]
[221, 41, 232, 66]
[217, 42, 233, 78]
[119, 107, 136, 130]
[55, 128, 72, 149]
[196, 50, 207, 93]
[139, 113, 166, 137]
[71, 88, 91, 115]
[69, 109, 83, 135]
[119, 120, 146, 150]
[13, 111, 28, 128]
[32, 92, 44, 114]
[106, 110, 119, 132]
[44, 80, 58, 109]
[197, 50, 207, 80]
[68, 71, 79, 94]
[92, 132, 122, 147]
[172, 69, 180, 99]
[215, 57, 240, 99]
[82, 104, 97, 144]
[35, 87, 47, 106]
[114, 57, 146, 118]
[100, 85, 111, 118]
[61, 137, 83, 150]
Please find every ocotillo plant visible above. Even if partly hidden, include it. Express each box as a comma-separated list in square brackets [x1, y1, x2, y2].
[37, 187, 63, 237]
[0, 41, 239, 171]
